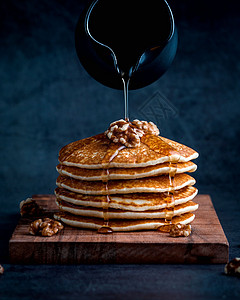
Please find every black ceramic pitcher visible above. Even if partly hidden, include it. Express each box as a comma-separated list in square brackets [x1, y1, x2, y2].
[75, 0, 178, 90]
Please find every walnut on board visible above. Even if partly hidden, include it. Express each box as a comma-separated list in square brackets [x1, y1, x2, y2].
[20, 198, 43, 217]
[29, 218, 64, 237]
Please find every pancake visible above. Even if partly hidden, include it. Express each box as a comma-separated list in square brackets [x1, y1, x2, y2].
[54, 211, 195, 231]
[56, 198, 199, 219]
[56, 161, 197, 181]
[59, 133, 199, 169]
[55, 186, 198, 211]
[56, 173, 196, 195]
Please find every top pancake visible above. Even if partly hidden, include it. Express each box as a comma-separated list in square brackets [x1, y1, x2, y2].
[59, 133, 199, 169]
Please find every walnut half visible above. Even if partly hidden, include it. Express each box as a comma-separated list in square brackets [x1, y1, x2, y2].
[224, 258, 240, 277]
[131, 119, 159, 136]
[169, 223, 192, 237]
[0, 265, 4, 275]
[29, 218, 64, 237]
[20, 198, 43, 217]
[105, 119, 159, 148]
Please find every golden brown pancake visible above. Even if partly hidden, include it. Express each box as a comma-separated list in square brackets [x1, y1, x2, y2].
[56, 161, 197, 181]
[55, 198, 198, 219]
[55, 186, 198, 211]
[56, 129, 199, 233]
[59, 133, 199, 169]
[54, 211, 195, 231]
[56, 173, 196, 195]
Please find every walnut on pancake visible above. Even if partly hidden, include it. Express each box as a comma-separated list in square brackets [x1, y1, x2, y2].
[105, 119, 159, 147]
[131, 119, 159, 136]
[29, 218, 64, 237]
[224, 258, 240, 277]
[169, 223, 191, 237]
[20, 198, 43, 217]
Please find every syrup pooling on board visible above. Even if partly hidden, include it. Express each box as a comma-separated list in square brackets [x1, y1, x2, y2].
[98, 143, 126, 234]
[141, 134, 180, 232]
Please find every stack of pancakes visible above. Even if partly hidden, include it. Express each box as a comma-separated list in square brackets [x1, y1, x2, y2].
[54, 133, 199, 232]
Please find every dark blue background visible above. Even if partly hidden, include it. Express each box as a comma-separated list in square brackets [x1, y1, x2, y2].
[0, 0, 240, 299]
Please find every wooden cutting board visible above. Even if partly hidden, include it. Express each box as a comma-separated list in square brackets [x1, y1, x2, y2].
[9, 194, 229, 264]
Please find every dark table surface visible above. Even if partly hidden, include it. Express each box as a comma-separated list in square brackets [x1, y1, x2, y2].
[1, 0, 240, 299]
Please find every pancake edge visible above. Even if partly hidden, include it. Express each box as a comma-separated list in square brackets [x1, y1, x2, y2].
[55, 198, 199, 219]
[55, 187, 198, 211]
[56, 163, 197, 181]
[56, 177, 196, 195]
[54, 213, 195, 232]
[61, 153, 199, 169]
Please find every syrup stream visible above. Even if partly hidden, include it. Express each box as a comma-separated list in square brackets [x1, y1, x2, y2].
[122, 77, 130, 121]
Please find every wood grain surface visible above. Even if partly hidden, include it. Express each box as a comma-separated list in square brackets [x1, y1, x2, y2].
[9, 194, 229, 264]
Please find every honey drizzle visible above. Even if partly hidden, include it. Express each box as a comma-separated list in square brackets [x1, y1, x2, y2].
[98, 144, 126, 234]
[140, 134, 180, 232]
